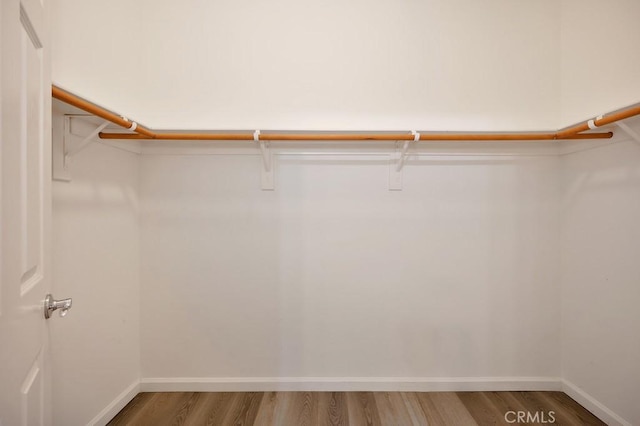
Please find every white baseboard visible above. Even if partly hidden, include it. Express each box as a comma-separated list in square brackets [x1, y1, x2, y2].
[88, 380, 140, 426]
[140, 376, 561, 393]
[562, 380, 631, 426]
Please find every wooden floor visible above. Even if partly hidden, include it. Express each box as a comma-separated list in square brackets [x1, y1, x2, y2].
[108, 391, 605, 425]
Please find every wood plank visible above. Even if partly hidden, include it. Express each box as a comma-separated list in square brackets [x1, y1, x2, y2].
[318, 392, 349, 426]
[253, 391, 280, 426]
[536, 391, 605, 426]
[130, 392, 194, 426]
[373, 391, 414, 425]
[484, 391, 530, 414]
[457, 391, 509, 425]
[346, 392, 381, 426]
[107, 392, 154, 426]
[284, 392, 317, 426]
[480, 391, 537, 425]
[400, 392, 430, 425]
[169, 392, 205, 426]
[415, 392, 478, 426]
[270, 392, 298, 426]
[181, 392, 234, 426]
[220, 392, 264, 425]
[511, 391, 583, 426]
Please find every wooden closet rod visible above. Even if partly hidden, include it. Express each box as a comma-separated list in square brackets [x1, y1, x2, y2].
[98, 131, 609, 141]
[52, 86, 155, 137]
[556, 104, 640, 138]
[52, 85, 640, 142]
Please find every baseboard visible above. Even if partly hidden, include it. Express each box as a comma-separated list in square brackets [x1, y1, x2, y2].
[87, 380, 140, 426]
[562, 380, 631, 426]
[140, 376, 561, 392]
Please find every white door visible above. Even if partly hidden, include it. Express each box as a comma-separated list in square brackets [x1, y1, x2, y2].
[0, 0, 52, 425]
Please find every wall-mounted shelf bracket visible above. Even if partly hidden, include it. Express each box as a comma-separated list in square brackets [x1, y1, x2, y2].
[53, 115, 108, 181]
[255, 130, 274, 190]
[389, 131, 419, 191]
[616, 122, 640, 146]
[65, 119, 110, 163]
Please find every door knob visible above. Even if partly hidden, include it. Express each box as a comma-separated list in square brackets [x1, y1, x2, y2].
[44, 294, 72, 319]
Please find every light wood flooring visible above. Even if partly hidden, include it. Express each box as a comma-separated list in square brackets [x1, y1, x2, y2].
[108, 391, 604, 426]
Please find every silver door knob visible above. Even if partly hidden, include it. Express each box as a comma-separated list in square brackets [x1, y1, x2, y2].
[44, 294, 72, 319]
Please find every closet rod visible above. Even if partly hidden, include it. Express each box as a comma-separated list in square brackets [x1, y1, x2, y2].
[53, 85, 634, 142]
[98, 132, 610, 141]
[556, 104, 640, 138]
[52, 86, 154, 137]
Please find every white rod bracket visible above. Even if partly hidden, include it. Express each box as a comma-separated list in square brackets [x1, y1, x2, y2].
[395, 141, 410, 172]
[64, 120, 110, 164]
[52, 115, 72, 181]
[389, 142, 403, 191]
[389, 131, 419, 190]
[255, 130, 274, 190]
[121, 116, 138, 131]
[616, 122, 640, 146]
[588, 115, 604, 130]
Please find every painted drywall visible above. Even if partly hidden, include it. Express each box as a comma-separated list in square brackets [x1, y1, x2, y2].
[51, 112, 140, 426]
[561, 132, 640, 426]
[139, 150, 561, 381]
[560, 0, 640, 127]
[51, 0, 640, 129]
[51, 0, 561, 131]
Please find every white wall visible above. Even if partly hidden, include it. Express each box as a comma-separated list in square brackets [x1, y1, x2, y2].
[139, 149, 561, 382]
[560, 0, 640, 126]
[50, 0, 148, 118]
[561, 128, 640, 425]
[51, 0, 640, 132]
[48, 0, 640, 422]
[52, 0, 561, 131]
[51, 112, 140, 425]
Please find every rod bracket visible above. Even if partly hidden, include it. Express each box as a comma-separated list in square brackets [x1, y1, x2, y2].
[53, 116, 109, 181]
[587, 115, 604, 130]
[120, 116, 138, 131]
[255, 130, 274, 190]
[64, 119, 110, 163]
[389, 131, 419, 190]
